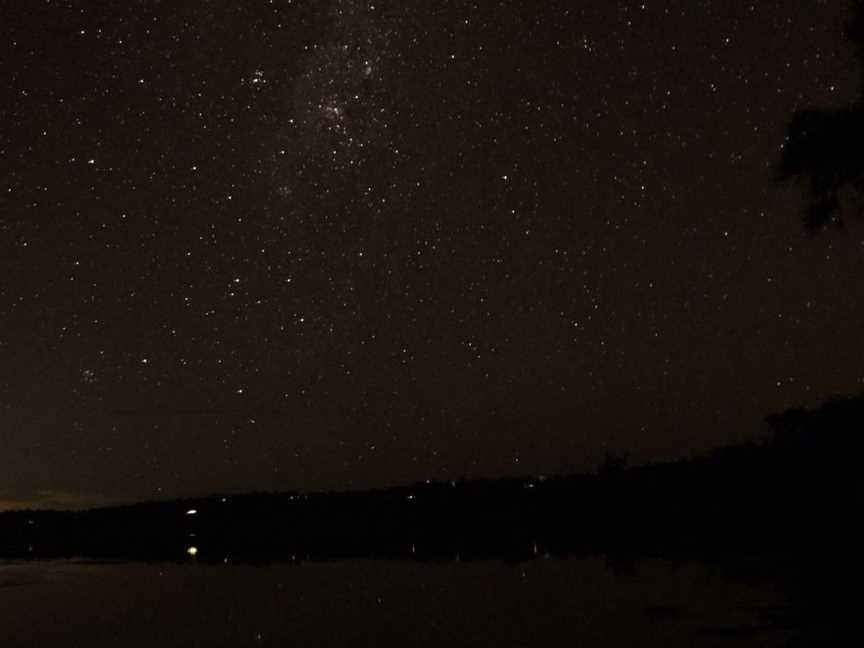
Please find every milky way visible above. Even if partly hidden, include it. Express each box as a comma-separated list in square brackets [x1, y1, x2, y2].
[1, 1, 863, 508]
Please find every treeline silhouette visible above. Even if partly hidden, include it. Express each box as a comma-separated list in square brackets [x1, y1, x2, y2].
[2, 394, 862, 643]
[1, 394, 862, 566]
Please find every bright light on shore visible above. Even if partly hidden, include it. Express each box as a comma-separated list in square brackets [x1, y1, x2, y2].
[186, 509, 197, 515]
[187, 546, 198, 557]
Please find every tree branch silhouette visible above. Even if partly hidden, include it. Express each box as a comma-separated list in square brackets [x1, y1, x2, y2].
[780, 1, 864, 229]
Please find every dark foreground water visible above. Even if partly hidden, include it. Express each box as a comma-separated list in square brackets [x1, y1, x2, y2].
[0, 556, 796, 647]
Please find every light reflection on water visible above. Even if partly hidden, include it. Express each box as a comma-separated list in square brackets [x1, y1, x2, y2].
[0, 557, 793, 647]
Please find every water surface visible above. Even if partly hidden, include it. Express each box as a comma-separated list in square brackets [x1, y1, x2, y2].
[0, 556, 793, 647]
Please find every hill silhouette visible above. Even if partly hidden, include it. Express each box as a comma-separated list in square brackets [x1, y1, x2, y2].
[1, 394, 861, 564]
[2, 394, 862, 643]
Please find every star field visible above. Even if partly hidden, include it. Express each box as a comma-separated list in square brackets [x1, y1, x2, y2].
[2, 0, 863, 508]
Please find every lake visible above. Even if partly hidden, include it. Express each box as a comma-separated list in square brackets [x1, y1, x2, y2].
[0, 555, 796, 647]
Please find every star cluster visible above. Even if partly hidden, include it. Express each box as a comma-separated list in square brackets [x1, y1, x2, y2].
[2, 0, 863, 507]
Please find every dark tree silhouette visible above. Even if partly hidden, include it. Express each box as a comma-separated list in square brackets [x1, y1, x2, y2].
[1, 394, 862, 643]
[598, 451, 629, 476]
[780, 1, 864, 229]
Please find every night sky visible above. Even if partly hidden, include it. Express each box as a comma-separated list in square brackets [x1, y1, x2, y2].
[3, 0, 863, 509]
